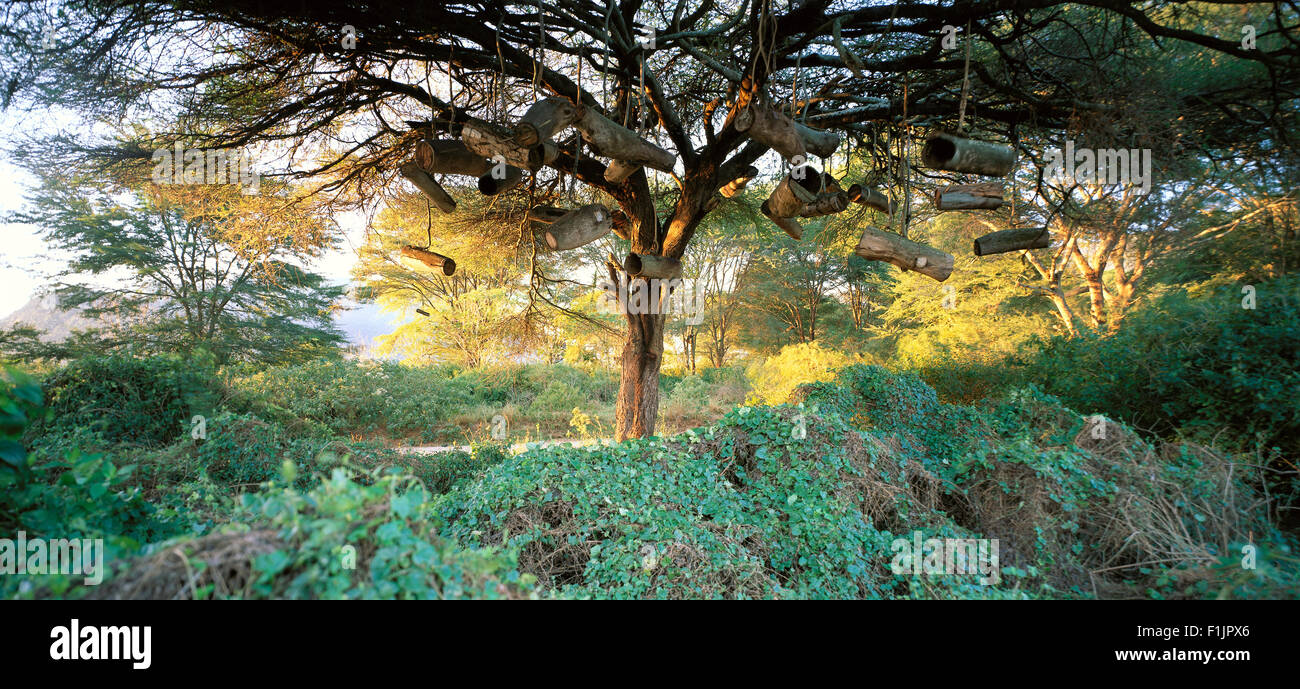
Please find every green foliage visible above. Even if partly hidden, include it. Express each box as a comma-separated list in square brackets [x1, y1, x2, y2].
[1021, 277, 1300, 468]
[35, 355, 222, 447]
[232, 469, 533, 599]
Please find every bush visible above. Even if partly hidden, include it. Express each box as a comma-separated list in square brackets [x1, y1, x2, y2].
[86, 469, 534, 600]
[196, 412, 291, 486]
[1019, 277, 1300, 490]
[745, 342, 855, 405]
[36, 355, 222, 447]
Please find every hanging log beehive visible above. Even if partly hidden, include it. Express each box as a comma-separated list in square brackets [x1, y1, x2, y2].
[734, 103, 841, 161]
[462, 121, 556, 172]
[572, 105, 676, 175]
[538, 204, 613, 251]
[400, 245, 457, 276]
[799, 191, 853, 218]
[973, 227, 1051, 256]
[760, 201, 804, 240]
[624, 253, 682, 279]
[855, 226, 954, 282]
[604, 159, 642, 184]
[399, 162, 456, 213]
[514, 98, 580, 147]
[720, 166, 760, 198]
[478, 165, 524, 196]
[934, 182, 1004, 210]
[414, 139, 491, 177]
[921, 132, 1016, 177]
[848, 185, 897, 215]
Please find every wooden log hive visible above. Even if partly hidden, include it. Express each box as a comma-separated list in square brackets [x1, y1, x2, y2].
[478, 164, 524, 196]
[973, 227, 1051, 256]
[719, 165, 760, 198]
[573, 105, 676, 172]
[625, 253, 683, 279]
[604, 159, 642, 184]
[794, 121, 841, 159]
[541, 204, 613, 251]
[462, 121, 556, 172]
[765, 167, 821, 217]
[734, 103, 805, 161]
[921, 132, 1016, 177]
[854, 226, 955, 282]
[400, 245, 457, 276]
[934, 182, 1004, 211]
[398, 162, 456, 213]
[514, 98, 580, 147]
[415, 139, 490, 177]
[848, 185, 897, 215]
[760, 200, 804, 240]
[799, 191, 852, 218]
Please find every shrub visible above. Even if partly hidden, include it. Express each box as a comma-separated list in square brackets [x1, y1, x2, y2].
[1019, 276, 1300, 498]
[36, 355, 222, 446]
[196, 412, 291, 486]
[746, 342, 854, 405]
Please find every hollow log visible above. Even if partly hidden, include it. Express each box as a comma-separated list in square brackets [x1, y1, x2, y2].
[921, 132, 1016, 177]
[625, 253, 683, 279]
[398, 162, 456, 213]
[794, 121, 841, 159]
[415, 139, 490, 177]
[760, 200, 804, 240]
[462, 121, 555, 172]
[573, 105, 676, 172]
[854, 225, 954, 282]
[527, 205, 570, 224]
[478, 165, 524, 196]
[734, 103, 805, 161]
[604, 159, 642, 184]
[765, 167, 821, 217]
[973, 227, 1051, 256]
[848, 184, 897, 215]
[400, 245, 457, 276]
[720, 165, 760, 198]
[799, 191, 852, 217]
[935, 182, 1004, 210]
[514, 98, 580, 147]
[543, 204, 612, 251]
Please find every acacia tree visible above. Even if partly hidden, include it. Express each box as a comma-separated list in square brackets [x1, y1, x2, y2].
[3, 0, 1297, 438]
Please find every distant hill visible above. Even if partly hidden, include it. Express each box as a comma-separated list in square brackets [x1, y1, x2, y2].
[0, 293, 97, 341]
[0, 292, 399, 352]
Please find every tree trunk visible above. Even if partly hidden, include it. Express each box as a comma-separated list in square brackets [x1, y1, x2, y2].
[615, 278, 666, 441]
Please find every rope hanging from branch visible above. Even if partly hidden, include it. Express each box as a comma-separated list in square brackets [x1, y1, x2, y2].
[957, 19, 972, 134]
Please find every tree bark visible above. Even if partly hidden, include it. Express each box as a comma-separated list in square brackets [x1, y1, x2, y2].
[514, 97, 580, 147]
[573, 105, 676, 172]
[478, 165, 524, 195]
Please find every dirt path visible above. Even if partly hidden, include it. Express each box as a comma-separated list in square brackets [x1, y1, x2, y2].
[396, 438, 612, 454]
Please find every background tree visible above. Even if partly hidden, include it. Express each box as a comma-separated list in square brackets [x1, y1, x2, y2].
[11, 168, 346, 365]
